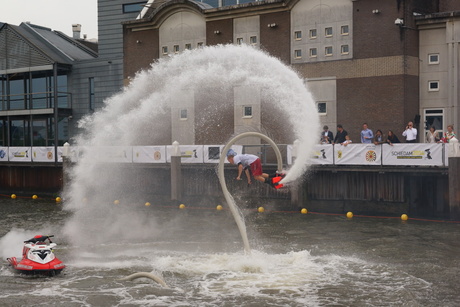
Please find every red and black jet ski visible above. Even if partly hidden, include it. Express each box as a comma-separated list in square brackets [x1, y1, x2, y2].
[7, 235, 65, 276]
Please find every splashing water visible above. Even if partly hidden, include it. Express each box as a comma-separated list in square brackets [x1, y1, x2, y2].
[63, 44, 319, 245]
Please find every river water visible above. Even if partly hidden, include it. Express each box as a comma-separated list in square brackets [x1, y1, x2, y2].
[0, 197, 459, 306]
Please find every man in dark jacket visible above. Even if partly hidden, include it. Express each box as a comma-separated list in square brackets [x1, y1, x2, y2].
[333, 124, 348, 144]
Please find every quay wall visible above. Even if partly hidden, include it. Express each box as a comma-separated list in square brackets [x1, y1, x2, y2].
[0, 163, 452, 219]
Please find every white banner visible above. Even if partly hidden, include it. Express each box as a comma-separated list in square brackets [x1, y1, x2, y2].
[335, 144, 381, 165]
[382, 143, 444, 166]
[93, 146, 133, 163]
[57, 146, 63, 163]
[310, 144, 334, 164]
[203, 145, 243, 163]
[166, 145, 204, 163]
[0, 147, 8, 161]
[133, 146, 166, 163]
[9, 147, 32, 162]
[32, 147, 55, 162]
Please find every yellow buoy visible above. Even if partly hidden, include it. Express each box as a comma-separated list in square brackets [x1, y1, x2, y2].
[258, 206, 265, 213]
[401, 214, 408, 221]
[11, 194, 16, 199]
[55, 197, 62, 203]
[300, 208, 308, 214]
[179, 204, 185, 209]
[145, 202, 151, 207]
[216, 205, 223, 211]
[32, 195, 38, 200]
[346, 212, 353, 218]
[114, 200, 120, 205]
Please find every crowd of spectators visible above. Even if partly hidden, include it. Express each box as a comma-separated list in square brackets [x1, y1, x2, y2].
[319, 123, 457, 145]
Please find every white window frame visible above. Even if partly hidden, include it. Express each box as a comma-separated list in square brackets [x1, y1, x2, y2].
[309, 29, 317, 39]
[325, 46, 333, 56]
[243, 106, 253, 118]
[162, 46, 168, 55]
[185, 43, 192, 50]
[341, 25, 349, 35]
[309, 48, 317, 58]
[325, 27, 333, 37]
[294, 31, 302, 40]
[173, 45, 179, 54]
[236, 37, 243, 45]
[341, 45, 349, 55]
[250, 36, 257, 45]
[197, 42, 204, 49]
[294, 49, 302, 59]
[428, 53, 439, 65]
[428, 80, 439, 92]
[317, 102, 327, 115]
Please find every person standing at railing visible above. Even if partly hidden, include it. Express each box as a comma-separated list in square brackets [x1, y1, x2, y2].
[444, 125, 456, 143]
[385, 130, 400, 145]
[373, 129, 385, 145]
[402, 121, 417, 143]
[333, 124, 348, 144]
[426, 126, 439, 143]
[320, 125, 334, 144]
[361, 123, 373, 143]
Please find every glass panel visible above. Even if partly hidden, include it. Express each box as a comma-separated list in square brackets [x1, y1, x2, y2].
[0, 120, 4, 146]
[10, 119, 30, 146]
[57, 117, 69, 146]
[0, 75, 4, 111]
[32, 119, 47, 146]
[9, 78, 26, 110]
[57, 75, 68, 108]
[32, 75, 47, 109]
[122, 2, 147, 13]
[223, 0, 237, 5]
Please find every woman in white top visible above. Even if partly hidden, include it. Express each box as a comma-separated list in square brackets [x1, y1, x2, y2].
[426, 126, 439, 143]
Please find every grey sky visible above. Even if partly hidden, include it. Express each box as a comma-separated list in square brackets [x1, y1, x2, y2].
[1, 0, 98, 39]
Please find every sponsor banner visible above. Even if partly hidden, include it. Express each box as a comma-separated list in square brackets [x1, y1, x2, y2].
[9, 147, 32, 162]
[310, 144, 334, 164]
[382, 143, 444, 166]
[0, 147, 8, 161]
[94, 146, 133, 163]
[133, 146, 167, 163]
[166, 145, 204, 163]
[203, 145, 243, 163]
[335, 144, 381, 165]
[57, 147, 63, 163]
[32, 147, 56, 162]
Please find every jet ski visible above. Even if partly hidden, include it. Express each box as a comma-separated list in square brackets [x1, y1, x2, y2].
[7, 235, 65, 276]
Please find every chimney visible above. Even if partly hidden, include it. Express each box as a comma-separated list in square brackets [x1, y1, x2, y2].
[72, 24, 81, 39]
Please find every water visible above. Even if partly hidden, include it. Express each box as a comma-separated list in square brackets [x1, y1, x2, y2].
[1, 198, 459, 306]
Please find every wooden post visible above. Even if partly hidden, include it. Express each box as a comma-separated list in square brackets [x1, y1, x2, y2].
[171, 141, 181, 201]
[449, 157, 460, 220]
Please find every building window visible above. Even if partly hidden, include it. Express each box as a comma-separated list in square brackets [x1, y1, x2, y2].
[197, 42, 204, 48]
[341, 45, 349, 55]
[325, 46, 333, 56]
[185, 43, 192, 50]
[89, 77, 94, 111]
[173, 45, 179, 53]
[294, 49, 302, 59]
[180, 109, 187, 120]
[309, 29, 317, 39]
[428, 81, 439, 91]
[250, 36, 257, 45]
[428, 54, 439, 64]
[122, 2, 147, 13]
[317, 102, 327, 115]
[162, 46, 168, 55]
[309, 48, 317, 58]
[236, 37, 243, 45]
[243, 106, 252, 118]
[294, 31, 302, 40]
[424, 109, 444, 139]
[325, 27, 333, 37]
[341, 25, 349, 35]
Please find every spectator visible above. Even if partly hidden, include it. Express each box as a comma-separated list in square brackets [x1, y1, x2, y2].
[444, 125, 457, 142]
[426, 126, 439, 143]
[361, 123, 373, 143]
[320, 125, 333, 144]
[402, 121, 417, 143]
[341, 135, 352, 146]
[320, 135, 330, 144]
[386, 130, 400, 145]
[333, 124, 348, 144]
[373, 129, 385, 145]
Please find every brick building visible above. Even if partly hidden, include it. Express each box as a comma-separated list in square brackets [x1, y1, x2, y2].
[122, 0, 460, 144]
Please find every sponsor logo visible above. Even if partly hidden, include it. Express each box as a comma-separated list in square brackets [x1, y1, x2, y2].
[153, 151, 161, 160]
[0, 150, 5, 159]
[366, 150, 377, 162]
[12, 150, 29, 158]
[391, 150, 427, 159]
[181, 150, 197, 158]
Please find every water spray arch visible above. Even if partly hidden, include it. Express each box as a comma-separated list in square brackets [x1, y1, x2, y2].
[218, 132, 284, 254]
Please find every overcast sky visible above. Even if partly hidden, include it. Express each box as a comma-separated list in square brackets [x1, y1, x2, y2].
[1, 0, 98, 39]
